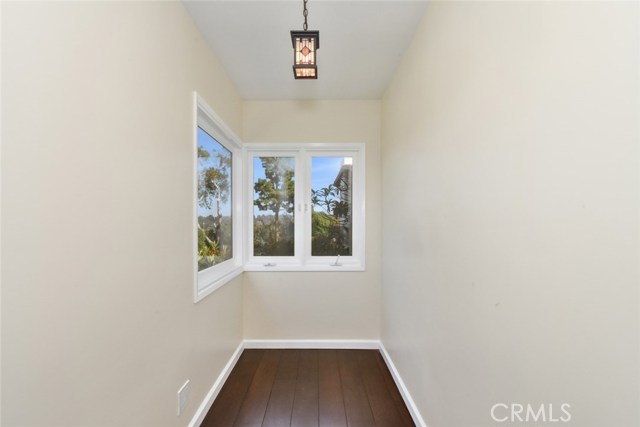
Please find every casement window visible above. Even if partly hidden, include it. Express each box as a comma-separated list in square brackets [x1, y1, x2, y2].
[244, 144, 365, 271]
[193, 94, 243, 301]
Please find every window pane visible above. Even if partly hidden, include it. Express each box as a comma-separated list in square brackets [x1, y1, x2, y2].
[253, 157, 296, 256]
[197, 127, 232, 271]
[311, 157, 353, 256]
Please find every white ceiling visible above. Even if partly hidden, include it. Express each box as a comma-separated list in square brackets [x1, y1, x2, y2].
[182, 1, 428, 100]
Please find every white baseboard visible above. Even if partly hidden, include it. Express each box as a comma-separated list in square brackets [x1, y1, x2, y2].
[379, 343, 427, 427]
[187, 341, 244, 427]
[243, 339, 380, 349]
[188, 339, 426, 427]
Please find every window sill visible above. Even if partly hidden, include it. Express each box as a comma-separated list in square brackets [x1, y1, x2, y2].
[243, 263, 365, 272]
[195, 259, 365, 303]
[194, 265, 244, 303]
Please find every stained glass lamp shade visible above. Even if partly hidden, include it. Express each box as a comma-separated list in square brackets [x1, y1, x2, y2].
[291, 30, 319, 79]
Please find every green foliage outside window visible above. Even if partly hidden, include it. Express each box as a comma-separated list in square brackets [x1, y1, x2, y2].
[253, 157, 295, 256]
[311, 165, 352, 256]
[252, 156, 353, 258]
[197, 128, 232, 271]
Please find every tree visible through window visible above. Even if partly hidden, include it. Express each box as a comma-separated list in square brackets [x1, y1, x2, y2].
[197, 127, 232, 271]
[311, 157, 353, 256]
[253, 157, 295, 256]
[245, 145, 364, 271]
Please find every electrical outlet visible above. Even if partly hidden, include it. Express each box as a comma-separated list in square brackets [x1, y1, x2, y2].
[177, 379, 190, 416]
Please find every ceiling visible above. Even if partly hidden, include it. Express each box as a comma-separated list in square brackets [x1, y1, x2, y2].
[182, 1, 428, 100]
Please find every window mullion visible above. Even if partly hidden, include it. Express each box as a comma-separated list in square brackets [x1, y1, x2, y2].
[294, 150, 305, 265]
[302, 149, 311, 267]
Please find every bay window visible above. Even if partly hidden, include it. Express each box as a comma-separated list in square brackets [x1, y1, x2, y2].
[194, 95, 366, 303]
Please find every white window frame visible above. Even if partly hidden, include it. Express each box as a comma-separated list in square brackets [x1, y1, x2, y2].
[193, 93, 243, 302]
[245, 148, 304, 269]
[244, 143, 365, 272]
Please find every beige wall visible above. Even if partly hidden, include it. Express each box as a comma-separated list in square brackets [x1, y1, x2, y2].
[1, 2, 243, 426]
[381, 2, 639, 426]
[242, 101, 381, 340]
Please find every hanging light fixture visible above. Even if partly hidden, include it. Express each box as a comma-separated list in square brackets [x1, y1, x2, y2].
[291, 0, 319, 79]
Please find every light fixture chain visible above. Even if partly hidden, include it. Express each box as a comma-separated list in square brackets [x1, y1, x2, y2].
[303, 0, 308, 31]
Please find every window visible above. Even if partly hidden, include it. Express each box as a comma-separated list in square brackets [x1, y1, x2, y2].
[311, 156, 353, 257]
[245, 144, 365, 271]
[193, 94, 243, 301]
[197, 128, 233, 269]
[253, 156, 297, 257]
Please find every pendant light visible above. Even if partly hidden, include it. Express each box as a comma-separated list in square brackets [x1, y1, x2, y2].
[291, 0, 319, 79]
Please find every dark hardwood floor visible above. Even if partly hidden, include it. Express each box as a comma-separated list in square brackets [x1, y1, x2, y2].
[200, 349, 415, 427]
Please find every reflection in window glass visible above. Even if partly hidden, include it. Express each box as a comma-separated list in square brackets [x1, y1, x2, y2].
[197, 127, 232, 271]
[311, 157, 353, 256]
[253, 157, 296, 256]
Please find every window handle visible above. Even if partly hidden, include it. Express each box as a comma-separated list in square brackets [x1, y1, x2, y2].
[263, 262, 277, 267]
[305, 203, 309, 212]
[330, 255, 342, 267]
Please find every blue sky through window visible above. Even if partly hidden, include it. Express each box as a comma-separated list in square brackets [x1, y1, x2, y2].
[312, 156, 351, 213]
[312, 157, 347, 190]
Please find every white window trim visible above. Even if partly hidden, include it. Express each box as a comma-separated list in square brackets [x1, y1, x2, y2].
[193, 93, 243, 302]
[244, 148, 305, 269]
[244, 143, 366, 272]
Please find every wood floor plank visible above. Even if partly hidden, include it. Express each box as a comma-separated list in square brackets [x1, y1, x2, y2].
[358, 351, 412, 427]
[374, 352, 415, 427]
[337, 350, 376, 427]
[318, 350, 348, 427]
[201, 350, 265, 427]
[201, 349, 415, 427]
[290, 349, 319, 427]
[233, 350, 282, 427]
[262, 350, 300, 427]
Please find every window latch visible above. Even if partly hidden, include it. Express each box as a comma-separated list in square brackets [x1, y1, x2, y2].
[330, 255, 342, 267]
[263, 262, 277, 267]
